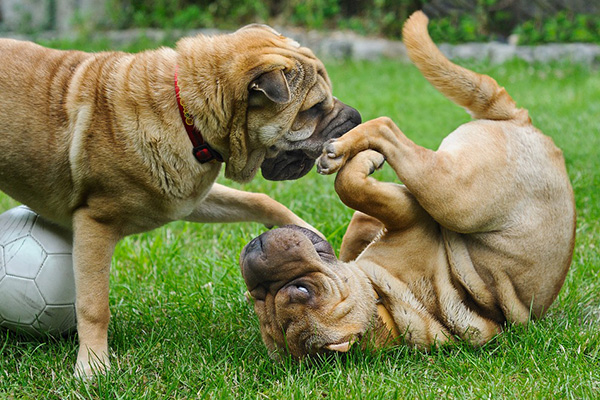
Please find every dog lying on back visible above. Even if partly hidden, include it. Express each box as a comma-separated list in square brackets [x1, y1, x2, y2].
[240, 11, 576, 358]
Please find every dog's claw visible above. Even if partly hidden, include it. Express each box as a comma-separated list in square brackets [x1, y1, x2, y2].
[316, 163, 330, 175]
[324, 141, 339, 158]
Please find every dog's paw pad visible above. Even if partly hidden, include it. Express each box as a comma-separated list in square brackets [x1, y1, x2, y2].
[317, 140, 348, 174]
[317, 155, 344, 175]
[323, 141, 342, 159]
[316, 155, 331, 174]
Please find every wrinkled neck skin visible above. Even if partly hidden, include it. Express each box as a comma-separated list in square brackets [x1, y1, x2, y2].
[332, 260, 406, 353]
[334, 260, 403, 352]
[345, 262, 409, 351]
[351, 219, 452, 350]
[360, 287, 405, 351]
[175, 37, 238, 158]
[175, 34, 260, 182]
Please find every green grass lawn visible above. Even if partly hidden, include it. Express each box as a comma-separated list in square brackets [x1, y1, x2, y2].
[0, 43, 599, 398]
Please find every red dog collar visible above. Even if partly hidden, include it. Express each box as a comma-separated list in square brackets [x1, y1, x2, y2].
[174, 66, 223, 164]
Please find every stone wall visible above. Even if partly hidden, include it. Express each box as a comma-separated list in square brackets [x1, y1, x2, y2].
[0, 0, 51, 31]
[279, 28, 600, 65]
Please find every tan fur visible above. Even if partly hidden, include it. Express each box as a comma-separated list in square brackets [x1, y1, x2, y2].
[0, 25, 360, 377]
[240, 11, 575, 358]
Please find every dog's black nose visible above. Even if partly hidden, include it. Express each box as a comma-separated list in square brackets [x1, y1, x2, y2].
[328, 103, 362, 141]
[240, 234, 263, 265]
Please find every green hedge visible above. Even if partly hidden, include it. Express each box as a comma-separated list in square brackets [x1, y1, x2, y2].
[105, 0, 600, 44]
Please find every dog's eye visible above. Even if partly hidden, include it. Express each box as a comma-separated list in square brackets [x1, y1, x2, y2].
[285, 283, 311, 303]
[311, 100, 325, 111]
[296, 285, 309, 295]
[300, 100, 325, 115]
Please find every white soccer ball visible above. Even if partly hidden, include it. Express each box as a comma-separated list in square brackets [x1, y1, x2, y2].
[0, 206, 77, 336]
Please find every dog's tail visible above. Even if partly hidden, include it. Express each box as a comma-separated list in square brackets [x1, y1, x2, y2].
[402, 11, 528, 122]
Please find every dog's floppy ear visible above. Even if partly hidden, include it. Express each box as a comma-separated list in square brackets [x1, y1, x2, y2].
[250, 69, 291, 104]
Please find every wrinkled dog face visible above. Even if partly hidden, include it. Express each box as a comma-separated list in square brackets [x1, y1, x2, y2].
[242, 26, 362, 181]
[253, 64, 362, 180]
[240, 225, 376, 358]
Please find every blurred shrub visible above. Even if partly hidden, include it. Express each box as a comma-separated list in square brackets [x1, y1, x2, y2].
[423, 0, 600, 43]
[105, 0, 423, 32]
[107, 0, 269, 29]
[428, 14, 489, 43]
[514, 11, 600, 44]
[18, 0, 599, 45]
[289, 0, 341, 29]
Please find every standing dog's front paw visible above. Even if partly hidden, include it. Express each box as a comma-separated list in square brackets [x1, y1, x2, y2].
[74, 346, 110, 379]
[316, 139, 349, 175]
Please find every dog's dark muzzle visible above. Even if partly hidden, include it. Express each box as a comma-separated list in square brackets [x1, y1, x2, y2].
[261, 103, 361, 181]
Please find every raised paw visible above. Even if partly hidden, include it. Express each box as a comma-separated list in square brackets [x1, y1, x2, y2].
[359, 150, 386, 175]
[316, 139, 349, 175]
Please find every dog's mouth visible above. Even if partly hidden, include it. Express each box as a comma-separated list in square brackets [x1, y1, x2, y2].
[260, 149, 315, 181]
[299, 333, 363, 358]
[322, 336, 360, 353]
[260, 102, 361, 181]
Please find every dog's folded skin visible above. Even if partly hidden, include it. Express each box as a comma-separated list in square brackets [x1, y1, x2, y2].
[240, 11, 576, 359]
[0, 25, 360, 377]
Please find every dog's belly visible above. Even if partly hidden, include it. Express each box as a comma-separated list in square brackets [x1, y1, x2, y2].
[0, 41, 89, 225]
[0, 132, 76, 227]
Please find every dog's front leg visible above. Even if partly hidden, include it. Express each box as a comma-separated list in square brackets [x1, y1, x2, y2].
[317, 117, 418, 176]
[318, 117, 514, 233]
[333, 149, 429, 231]
[72, 208, 121, 378]
[185, 183, 322, 236]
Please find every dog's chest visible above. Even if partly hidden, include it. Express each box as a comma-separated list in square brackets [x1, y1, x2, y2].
[154, 169, 220, 219]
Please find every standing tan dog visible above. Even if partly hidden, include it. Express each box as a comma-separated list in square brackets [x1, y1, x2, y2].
[240, 11, 576, 359]
[0, 25, 360, 376]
